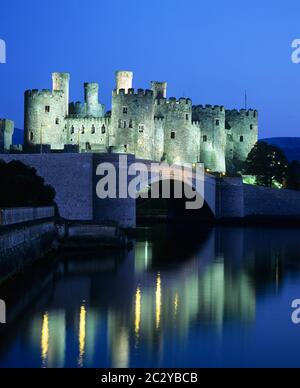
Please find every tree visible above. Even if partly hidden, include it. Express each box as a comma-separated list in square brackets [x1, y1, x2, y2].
[286, 160, 300, 190]
[0, 160, 56, 207]
[243, 141, 288, 188]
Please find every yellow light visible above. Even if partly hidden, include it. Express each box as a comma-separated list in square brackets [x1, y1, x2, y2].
[78, 305, 86, 368]
[174, 293, 179, 316]
[135, 287, 142, 337]
[156, 273, 162, 329]
[41, 312, 49, 367]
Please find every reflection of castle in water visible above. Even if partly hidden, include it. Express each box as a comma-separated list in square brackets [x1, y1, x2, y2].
[18, 226, 298, 368]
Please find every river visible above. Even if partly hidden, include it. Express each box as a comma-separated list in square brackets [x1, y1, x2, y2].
[0, 224, 300, 368]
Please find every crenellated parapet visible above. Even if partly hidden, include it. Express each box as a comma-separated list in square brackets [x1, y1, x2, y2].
[113, 88, 154, 97]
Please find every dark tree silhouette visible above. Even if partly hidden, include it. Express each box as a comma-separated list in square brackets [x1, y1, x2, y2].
[286, 160, 300, 191]
[0, 160, 56, 207]
[243, 142, 288, 188]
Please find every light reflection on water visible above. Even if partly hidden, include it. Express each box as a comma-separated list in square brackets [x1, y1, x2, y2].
[1, 225, 300, 368]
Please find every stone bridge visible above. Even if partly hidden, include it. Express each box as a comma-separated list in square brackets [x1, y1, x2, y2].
[1, 153, 300, 228]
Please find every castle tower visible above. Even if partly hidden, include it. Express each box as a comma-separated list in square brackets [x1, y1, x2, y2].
[52, 72, 70, 116]
[225, 109, 258, 172]
[192, 105, 226, 172]
[84, 83, 99, 116]
[0, 119, 14, 153]
[151, 81, 167, 99]
[115, 71, 133, 93]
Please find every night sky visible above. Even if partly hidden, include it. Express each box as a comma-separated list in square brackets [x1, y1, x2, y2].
[1, 0, 300, 138]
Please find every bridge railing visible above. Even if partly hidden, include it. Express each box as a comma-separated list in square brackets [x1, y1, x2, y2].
[0, 207, 55, 226]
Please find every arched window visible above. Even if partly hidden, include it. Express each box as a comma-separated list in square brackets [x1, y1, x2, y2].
[71, 126, 75, 134]
[124, 121, 127, 129]
[250, 124, 253, 130]
[30, 132, 34, 141]
[55, 118, 59, 125]
[216, 119, 220, 126]
[118, 119, 122, 128]
[101, 125, 106, 134]
[91, 125, 96, 134]
[129, 120, 133, 128]
[81, 126, 85, 134]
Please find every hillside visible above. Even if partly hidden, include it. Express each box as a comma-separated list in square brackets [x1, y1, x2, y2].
[262, 137, 300, 162]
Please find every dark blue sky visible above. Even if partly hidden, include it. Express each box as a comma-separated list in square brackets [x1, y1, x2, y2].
[1, 0, 300, 138]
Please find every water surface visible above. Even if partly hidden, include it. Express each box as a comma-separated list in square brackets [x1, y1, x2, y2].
[1, 224, 300, 368]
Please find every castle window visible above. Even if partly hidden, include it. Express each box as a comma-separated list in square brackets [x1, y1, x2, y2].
[124, 121, 127, 129]
[203, 135, 207, 142]
[123, 107, 128, 114]
[71, 126, 75, 134]
[86, 142, 91, 151]
[118, 119, 122, 128]
[45, 106, 50, 113]
[30, 132, 34, 141]
[55, 118, 59, 125]
[101, 125, 106, 134]
[216, 119, 220, 126]
[186, 114, 189, 121]
[171, 131, 176, 140]
[81, 126, 85, 134]
[139, 124, 144, 133]
[124, 145, 128, 153]
[240, 136, 244, 142]
[250, 124, 253, 130]
[91, 125, 96, 134]
[129, 120, 133, 128]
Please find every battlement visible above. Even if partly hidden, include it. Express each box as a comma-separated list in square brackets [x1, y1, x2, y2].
[225, 108, 258, 118]
[193, 104, 225, 113]
[154, 116, 164, 122]
[113, 88, 154, 97]
[25, 89, 64, 99]
[164, 97, 192, 105]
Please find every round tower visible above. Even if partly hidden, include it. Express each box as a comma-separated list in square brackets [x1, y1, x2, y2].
[24, 89, 66, 151]
[84, 83, 99, 116]
[192, 105, 226, 172]
[52, 72, 70, 116]
[225, 109, 258, 171]
[115, 71, 133, 93]
[151, 81, 167, 99]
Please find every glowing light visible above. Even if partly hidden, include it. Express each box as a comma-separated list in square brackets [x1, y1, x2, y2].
[78, 305, 86, 368]
[174, 293, 179, 316]
[135, 287, 142, 337]
[156, 273, 162, 329]
[41, 312, 49, 367]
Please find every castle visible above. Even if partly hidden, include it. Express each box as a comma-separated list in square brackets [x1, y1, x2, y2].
[20, 71, 258, 173]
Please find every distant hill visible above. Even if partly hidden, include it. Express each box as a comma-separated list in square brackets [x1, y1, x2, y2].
[13, 128, 24, 145]
[262, 137, 300, 162]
